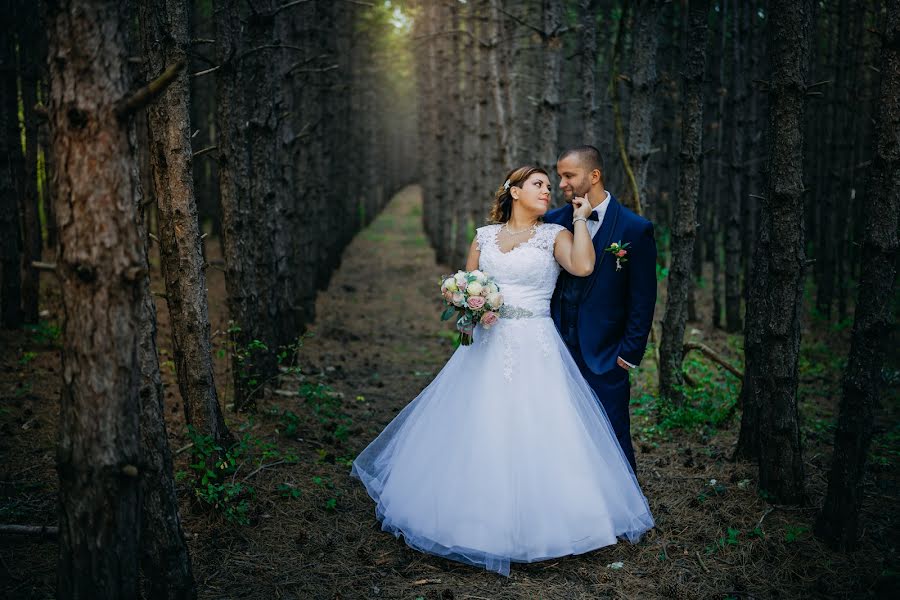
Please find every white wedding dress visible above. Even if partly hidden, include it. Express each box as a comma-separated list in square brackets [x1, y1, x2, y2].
[351, 223, 654, 576]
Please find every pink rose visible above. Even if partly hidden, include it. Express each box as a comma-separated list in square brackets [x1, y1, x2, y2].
[467, 296, 486, 309]
[481, 311, 499, 328]
[616, 250, 627, 257]
[458, 279, 468, 291]
[443, 289, 453, 301]
[451, 292, 465, 306]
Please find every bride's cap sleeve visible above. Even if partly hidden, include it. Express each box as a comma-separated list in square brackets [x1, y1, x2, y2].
[474, 224, 496, 251]
[537, 223, 567, 251]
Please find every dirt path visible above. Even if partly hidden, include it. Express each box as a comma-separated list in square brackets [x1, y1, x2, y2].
[1, 185, 893, 599]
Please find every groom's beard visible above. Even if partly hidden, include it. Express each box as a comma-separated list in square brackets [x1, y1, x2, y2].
[564, 184, 591, 203]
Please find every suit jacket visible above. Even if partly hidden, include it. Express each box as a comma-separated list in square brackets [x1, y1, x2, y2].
[544, 193, 657, 375]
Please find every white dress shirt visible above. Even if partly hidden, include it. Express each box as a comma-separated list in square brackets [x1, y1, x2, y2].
[587, 190, 612, 238]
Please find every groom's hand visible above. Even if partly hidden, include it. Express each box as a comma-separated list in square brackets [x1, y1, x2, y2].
[572, 196, 592, 219]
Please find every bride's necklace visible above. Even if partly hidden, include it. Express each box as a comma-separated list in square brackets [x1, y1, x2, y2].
[503, 221, 538, 235]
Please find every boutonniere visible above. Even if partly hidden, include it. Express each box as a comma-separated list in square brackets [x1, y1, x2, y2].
[605, 241, 631, 271]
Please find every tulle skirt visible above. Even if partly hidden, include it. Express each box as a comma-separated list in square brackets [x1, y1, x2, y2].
[351, 316, 654, 576]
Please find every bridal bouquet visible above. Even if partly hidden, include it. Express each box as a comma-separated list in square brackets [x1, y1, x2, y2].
[440, 270, 503, 346]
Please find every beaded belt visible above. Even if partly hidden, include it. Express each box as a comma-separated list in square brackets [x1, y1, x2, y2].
[498, 304, 547, 319]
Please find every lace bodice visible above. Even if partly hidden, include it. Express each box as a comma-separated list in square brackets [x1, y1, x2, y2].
[475, 223, 566, 317]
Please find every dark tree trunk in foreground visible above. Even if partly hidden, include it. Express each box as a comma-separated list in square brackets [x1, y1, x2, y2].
[658, 0, 709, 405]
[48, 0, 143, 595]
[139, 0, 231, 445]
[0, 5, 22, 329]
[815, 0, 899, 549]
[735, 0, 813, 505]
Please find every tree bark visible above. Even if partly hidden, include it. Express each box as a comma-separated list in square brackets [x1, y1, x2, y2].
[658, 0, 709, 406]
[130, 126, 196, 600]
[488, 0, 513, 170]
[815, 0, 898, 549]
[734, 0, 813, 506]
[215, 0, 284, 411]
[0, 2, 22, 329]
[139, 0, 231, 446]
[625, 0, 661, 218]
[47, 0, 144, 595]
[724, 0, 745, 333]
[18, 0, 44, 324]
[580, 0, 599, 149]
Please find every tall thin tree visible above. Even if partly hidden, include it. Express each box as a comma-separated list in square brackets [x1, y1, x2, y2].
[625, 0, 662, 218]
[0, 1, 22, 329]
[658, 0, 710, 405]
[734, 0, 814, 505]
[139, 0, 232, 446]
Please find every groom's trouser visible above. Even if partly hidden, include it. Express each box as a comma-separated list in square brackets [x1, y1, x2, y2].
[560, 303, 637, 473]
[565, 339, 637, 473]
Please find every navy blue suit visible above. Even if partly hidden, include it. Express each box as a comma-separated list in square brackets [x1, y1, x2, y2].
[544, 194, 657, 471]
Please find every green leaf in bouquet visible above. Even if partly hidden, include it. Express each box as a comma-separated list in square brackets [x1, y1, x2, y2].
[440, 306, 457, 321]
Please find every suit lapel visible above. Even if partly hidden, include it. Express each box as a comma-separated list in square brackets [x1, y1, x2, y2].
[581, 196, 621, 300]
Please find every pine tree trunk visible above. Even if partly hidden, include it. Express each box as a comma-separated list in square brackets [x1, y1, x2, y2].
[215, 0, 284, 410]
[47, 0, 144, 595]
[724, 0, 745, 333]
[580, 0, 599, 149]
[139, 0, 231, 446]
[539, 0, 563, 174]
[488, 0, 513, 170]
[658, 0, 709, 405]
[710, 2, 727, 330]
[735, 0, 813, 505]
[0, 4, 22, 329]
[18, 1, 43, 324]
[815, 0, 898, 549]
[626, 0, 661, 218]
[131, 131, 196, 600]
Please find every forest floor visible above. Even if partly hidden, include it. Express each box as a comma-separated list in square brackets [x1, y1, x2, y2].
[1, 185, 898, 599]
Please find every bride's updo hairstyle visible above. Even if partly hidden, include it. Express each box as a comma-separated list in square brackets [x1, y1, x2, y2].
[489, 165, 549, 224]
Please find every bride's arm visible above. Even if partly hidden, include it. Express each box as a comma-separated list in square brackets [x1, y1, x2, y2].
[465, 238, 480, 271]
[554, 226, 594, 276]
[554, 198, 595, 278]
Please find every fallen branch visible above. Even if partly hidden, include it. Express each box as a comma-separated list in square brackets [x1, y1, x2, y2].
[682, 341, 744, 380]
[116, 59, 186, 118]
[242, 460, 287, 482]
[0, 524, 59, 539]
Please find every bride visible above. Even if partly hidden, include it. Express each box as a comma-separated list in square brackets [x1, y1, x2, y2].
[351, 166, 654, 576]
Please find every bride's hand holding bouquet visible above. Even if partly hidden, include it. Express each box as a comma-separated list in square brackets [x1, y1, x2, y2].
[439, 270, 503, 346]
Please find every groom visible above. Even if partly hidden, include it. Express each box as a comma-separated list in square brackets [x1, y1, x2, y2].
[544, 145, 657, 472]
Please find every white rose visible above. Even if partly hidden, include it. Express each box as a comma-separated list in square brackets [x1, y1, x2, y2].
[486, 292, 503, 308]
[466, 281, 483, 296]
[470, 269, 484, 280]
[454, 272, 467, 285]
[442, 277, 458, 292]
[486, 282, 499, 294]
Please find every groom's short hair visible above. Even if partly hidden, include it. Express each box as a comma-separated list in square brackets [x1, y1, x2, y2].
[558, 145, 604, 174]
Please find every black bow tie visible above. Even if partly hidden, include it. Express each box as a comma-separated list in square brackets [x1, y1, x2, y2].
[586, 211, 600, 221]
